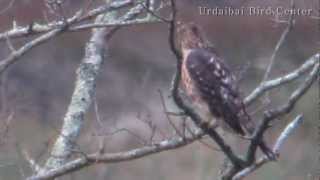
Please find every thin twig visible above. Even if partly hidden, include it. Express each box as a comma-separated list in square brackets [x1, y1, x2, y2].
[27, 130, 205, 180]
[262, 0, 295, 82]
[0, 0, 134, 75]
[245, 53, 319, 106]
[22, 149, 42, 173]
[233, 114, 304, 180]
[0, 0, 169, 42]
[158, 90, 184, 138]
[139, 1, 171, 23]
[0, 0, 15, 15]
[236, 58, 319, 178]
[185, 125, 221, 152]
[95, 128, 148, 145]
[37, 1, 147, 174]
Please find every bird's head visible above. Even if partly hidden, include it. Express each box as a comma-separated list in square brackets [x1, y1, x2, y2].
[177, 22, 205, 51]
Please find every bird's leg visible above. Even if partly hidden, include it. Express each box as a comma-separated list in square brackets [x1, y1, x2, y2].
[245, 136, 278, 163]
[258, 140, 278, 161]
[203, 111, 219, 129]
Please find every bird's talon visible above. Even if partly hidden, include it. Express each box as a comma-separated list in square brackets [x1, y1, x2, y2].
[266, 151, 279, 161]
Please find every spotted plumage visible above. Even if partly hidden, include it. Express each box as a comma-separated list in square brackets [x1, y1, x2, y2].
[178, 23, 254, 136]
[177, 23, 277, 161]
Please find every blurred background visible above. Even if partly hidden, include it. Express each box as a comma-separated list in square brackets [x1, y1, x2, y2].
[0, 0, 319, 180]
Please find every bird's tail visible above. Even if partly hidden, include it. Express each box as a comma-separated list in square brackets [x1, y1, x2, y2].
[238, 102, 255, 136]
[239, 102, 276, 160]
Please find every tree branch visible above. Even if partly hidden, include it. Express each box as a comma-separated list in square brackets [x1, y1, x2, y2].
[20, 1, 319, 179]
[0, 0, 133, 75]
[0, 0, 171, 42]
[245, 53, 319, 106]
[223, 56, 319, 179]
[25, 47, 318, 180]
[27, 130, 204, 180]
[0, 0, 134, 41]
[262, 0, 295, 82]
[34, 0, 137, 175]
[233, 114, 304, 180]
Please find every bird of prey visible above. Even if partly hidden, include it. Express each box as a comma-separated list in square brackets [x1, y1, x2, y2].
[177, 22, 274, 159]
[178, 23, 254, 135]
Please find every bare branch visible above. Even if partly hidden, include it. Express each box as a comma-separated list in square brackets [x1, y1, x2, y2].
[22, 149, 42, 173]
[0, 1, 133, 41]
[93, 97, 103, 127]
[70, 17, 162, 32]
[0, 16, 161, 41]
[272, 114, 303, 153]
[158, 90, 184, 138]
[263, 57, 319, 120]
[262, 0, 295, 82]
[33, 1, 147, 177]
[236, 57, 319, 178]
[0, 0, 169, 42]
[15, 1, 318, 179]
[245, 53, 319, 106]
[0, 27, 65, 74]
[233, 114, 304, 180]
[139, 1, 171, 23]
[96, 128, 148, 145]
[27, 129, 204, 180]
[0, 0, 134, 75]
[0, 0, 15, 15]
[25, 34, 318, 180]
[0, 112, 14, 145]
